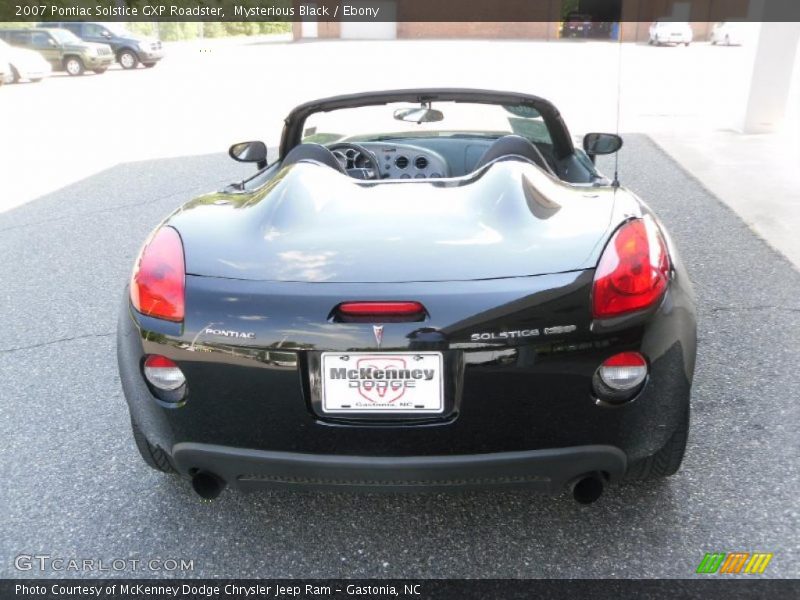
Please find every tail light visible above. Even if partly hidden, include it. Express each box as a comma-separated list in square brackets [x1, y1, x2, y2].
[339, 301, 424, 316]
[597, 352, 648, 391]
[592, 218, 670, 319]
[130, 227, 185, 322]
[143, 355, 186, 391]
[594, 352, 648, 404]
[335, 301, 426, 322]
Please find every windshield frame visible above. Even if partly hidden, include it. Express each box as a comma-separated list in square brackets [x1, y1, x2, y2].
[280, 88, 574, 161]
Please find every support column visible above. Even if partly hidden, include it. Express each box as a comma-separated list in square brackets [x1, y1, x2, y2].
[735, 2, 800, 132]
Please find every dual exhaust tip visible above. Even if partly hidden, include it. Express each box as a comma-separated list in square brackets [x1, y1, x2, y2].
[570, 473, 605, 505]
[191, 471, 226, 501]
[190, 470, 605, 504]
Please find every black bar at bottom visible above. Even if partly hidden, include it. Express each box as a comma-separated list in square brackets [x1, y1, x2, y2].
[2, 579, 798, 600]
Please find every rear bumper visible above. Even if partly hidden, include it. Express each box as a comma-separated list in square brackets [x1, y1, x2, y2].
[85, 55, 114, 68]
[136, 49, 164, 62]
[172, 443, 627, 493]
[18, 66, 51, 80]
[118, 260, 696, 467]
[657, 36, 692, 43]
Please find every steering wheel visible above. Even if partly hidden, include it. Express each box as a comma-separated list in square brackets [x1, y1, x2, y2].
[329, 143, 381, 180]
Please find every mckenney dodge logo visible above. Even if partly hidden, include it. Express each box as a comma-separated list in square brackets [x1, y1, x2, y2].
[330, 357, 434, 403]
[321, 353, 444, 412]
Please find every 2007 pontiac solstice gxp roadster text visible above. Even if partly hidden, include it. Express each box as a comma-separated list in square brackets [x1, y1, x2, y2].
[118, 89, 696, 504]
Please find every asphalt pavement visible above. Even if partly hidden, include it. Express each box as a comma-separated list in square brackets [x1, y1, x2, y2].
[1, 136, 798, 578]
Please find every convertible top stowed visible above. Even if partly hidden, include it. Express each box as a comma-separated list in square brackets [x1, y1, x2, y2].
[118, 88, 696, 505]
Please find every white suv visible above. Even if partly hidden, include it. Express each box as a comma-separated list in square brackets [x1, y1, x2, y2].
[649, 21, 693, 46]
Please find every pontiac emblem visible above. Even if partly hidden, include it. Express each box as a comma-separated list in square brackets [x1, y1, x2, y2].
[373, 325, 384, 347]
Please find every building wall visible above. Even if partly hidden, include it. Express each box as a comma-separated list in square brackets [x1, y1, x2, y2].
[293, 0, 561, 40]
[397, 22, 559, 40]
[292, 21, 341, 39]
[292, 0, 751, 41]
[292, 0, 344, 39]
[620, 0, 750, 41]
[395, 0, 561, 23]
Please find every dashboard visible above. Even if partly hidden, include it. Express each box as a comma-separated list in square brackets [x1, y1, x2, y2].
[332, 142, 449, 180]
[325, 137, 593, 183]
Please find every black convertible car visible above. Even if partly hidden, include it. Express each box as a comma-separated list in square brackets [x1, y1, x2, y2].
[118, 89, 696, 504]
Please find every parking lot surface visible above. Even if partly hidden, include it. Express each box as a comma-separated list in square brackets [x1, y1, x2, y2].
[1, 135, 798, 578]
[0, 38, 760, 214]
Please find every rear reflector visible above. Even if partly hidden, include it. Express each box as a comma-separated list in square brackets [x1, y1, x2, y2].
[143, 355, 186, 391]
[597, 352, 648, 391]
[338, 301, 425, 316]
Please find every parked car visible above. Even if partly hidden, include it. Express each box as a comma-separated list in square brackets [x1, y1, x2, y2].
[0, 38, 52, 83]
[648, 21, 693, 46]
[44, 22, 164, 69]
[0, 44, 11, 85]
[561, 13, 593, 38]
[118, 89, 696, 504]
[0, 28, 113, 76]
[710, 22, 745, 46]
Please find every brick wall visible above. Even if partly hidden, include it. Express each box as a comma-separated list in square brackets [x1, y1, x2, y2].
[291, 0, 749, 41]
[397, 22, 559, 39]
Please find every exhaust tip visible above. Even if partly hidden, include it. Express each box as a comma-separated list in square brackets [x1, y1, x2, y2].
[191, 471, 226, 501]
[570, 473, 604, 505]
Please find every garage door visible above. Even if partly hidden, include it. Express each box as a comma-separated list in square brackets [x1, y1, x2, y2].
[340, 1, 397, 39]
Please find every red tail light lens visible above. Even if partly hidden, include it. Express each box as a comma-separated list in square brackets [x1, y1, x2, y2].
[338, 301, 425, 316]
[592, 219, 670, 318]
[130, 227, 185, 322]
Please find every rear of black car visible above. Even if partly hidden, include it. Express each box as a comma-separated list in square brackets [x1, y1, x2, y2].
[117, 167, 696, 503]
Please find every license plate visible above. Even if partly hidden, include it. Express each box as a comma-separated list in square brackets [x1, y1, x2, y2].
[320, 352, 444, 413]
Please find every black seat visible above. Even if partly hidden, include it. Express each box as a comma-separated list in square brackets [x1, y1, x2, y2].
[282, 143, 346, 174]
[473, 135, 556, 176]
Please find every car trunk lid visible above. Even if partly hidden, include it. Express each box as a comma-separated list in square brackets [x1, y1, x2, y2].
[171, 161, 621, 283]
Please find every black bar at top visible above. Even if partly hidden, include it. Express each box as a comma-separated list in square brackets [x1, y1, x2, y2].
[3, 0, 800, 23]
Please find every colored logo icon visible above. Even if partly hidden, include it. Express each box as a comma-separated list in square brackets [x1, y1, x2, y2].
[696, 552, 773, 574]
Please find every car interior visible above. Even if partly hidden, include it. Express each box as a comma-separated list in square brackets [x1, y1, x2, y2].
[279, 134, 601, 185]
[229, 97, 618, 191]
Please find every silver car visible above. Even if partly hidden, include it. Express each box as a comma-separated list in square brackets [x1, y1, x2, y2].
[710, 22, 745, 46]
[649, 21, 693, 46]
[0, 38, 52, 83]
[0, 42, 11, 85]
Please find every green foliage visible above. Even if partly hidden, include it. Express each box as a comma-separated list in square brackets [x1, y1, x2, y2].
[128, 23, 156, 37]
[162, 23, 200, 42]
[202, 22, 226, 39]
[259, 22, 291, 34]
[561, 0, 580, 19]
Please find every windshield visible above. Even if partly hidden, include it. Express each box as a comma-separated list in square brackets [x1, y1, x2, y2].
[301, 101, 553, 147]
[49, 29, 81, 44]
